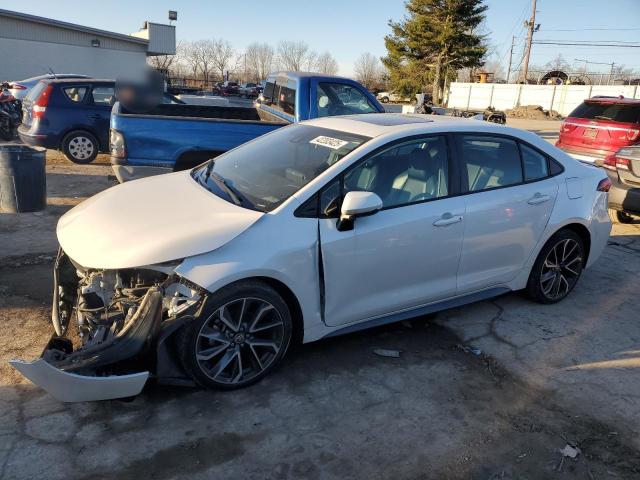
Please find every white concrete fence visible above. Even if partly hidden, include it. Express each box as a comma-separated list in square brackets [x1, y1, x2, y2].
[446, 82, 640, 116]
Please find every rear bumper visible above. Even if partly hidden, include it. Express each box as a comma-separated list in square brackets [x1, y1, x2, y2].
[557, 144, 611, 164]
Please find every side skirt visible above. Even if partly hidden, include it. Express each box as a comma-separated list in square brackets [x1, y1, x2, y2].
[323, 287, 510, 338]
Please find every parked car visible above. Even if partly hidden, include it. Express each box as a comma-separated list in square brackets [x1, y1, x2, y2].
[18, 79, 183, 164]
[110, 72, 384, 182]
[556, 97, 640, 164]
[376, 91, 417, 104]
[8, 73, 90, 100]
[11, 114, 611, 402]
[221, 81, 239, 95]
[601, 145, 640, 223]
[239, 82, 259, 98]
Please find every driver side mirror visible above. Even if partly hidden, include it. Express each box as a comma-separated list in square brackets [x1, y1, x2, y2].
[337, 191, 383, 231]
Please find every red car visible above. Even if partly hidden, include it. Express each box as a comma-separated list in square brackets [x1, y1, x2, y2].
[556, 97, 640, 164]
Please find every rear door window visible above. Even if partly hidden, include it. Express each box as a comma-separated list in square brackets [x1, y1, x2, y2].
[569, 102, 640, 123]
[90, 86, 115, 106]
[63, 86, 88, 103]
[458, 135, 523, 192]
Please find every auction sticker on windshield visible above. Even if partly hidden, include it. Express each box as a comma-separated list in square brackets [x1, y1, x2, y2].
[310, 136, 350, 150]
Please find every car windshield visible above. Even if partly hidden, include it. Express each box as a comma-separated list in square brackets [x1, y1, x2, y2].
[192, 124, 370, 212]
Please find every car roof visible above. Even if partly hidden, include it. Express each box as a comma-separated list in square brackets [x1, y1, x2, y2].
[266, 71, 358, 82]
[304, 113, 512, 138]
[585, 97, 640, 105]
[43, 78, 114, 85]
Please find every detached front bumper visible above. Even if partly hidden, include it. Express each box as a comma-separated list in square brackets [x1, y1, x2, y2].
[9, 359, 149, 403]
[9, 285, 163, 402]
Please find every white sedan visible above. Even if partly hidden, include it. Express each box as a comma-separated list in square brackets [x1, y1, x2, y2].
[11, 114, 612, 401]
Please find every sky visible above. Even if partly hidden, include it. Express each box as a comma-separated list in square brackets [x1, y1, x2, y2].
[11, 0, 640, 77]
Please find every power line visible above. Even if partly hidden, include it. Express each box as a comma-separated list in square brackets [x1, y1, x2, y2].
[541, 27, 640, 32]
[533, 41, 640, 48]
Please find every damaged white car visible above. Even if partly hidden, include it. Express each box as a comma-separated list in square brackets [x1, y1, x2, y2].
[11, 114, 611, 401]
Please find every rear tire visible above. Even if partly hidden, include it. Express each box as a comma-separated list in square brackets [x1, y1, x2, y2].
[380, 97, 389, 104]
[609, 208, 635, 224]
[526, 229, 585, 304]
[62, 131, 99, 164]
[178, 281, 293, 390]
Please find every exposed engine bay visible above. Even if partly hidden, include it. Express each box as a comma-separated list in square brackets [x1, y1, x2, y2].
[10, 250, 205, 402]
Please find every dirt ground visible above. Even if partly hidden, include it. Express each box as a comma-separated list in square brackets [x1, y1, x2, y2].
[1, 128, 639, 479]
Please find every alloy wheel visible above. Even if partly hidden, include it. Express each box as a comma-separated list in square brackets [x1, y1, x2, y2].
[195, 297, 285, 385]
[540, 238, 582, 301]
[68, 136, 95, 161]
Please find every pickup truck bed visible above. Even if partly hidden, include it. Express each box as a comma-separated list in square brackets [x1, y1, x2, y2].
[110, 72, 384, 182]
[111, 103, 285, 182]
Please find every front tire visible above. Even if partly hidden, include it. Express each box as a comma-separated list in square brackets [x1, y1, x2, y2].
[380, 97, 389, 104]
[178, 281, 293, 390]
[62, 131, 99, 164]
[526, 229, 585, 304]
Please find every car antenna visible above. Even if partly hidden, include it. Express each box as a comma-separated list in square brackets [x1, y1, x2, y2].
[48, 68, 58, 79]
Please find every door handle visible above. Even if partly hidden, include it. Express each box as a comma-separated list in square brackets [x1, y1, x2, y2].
[433, 214, 463, 227]
[89, 114, 102, 119]
[528, 193, 552, 205]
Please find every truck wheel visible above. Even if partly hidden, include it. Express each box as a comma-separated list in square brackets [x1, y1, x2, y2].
[178, 281, 293, 390]
[62, 131, 99, 164]
[380, 97, 389, 104]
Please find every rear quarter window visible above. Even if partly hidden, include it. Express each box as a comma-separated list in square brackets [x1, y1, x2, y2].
[569, 102, 640, 123]
[62, 86, 88, 103]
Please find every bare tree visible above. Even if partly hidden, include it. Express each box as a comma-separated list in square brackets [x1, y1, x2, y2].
[305, 51, 319, 71]
[354, 52, 381, 89]
[179, 41, 201, 79]
[277, 41, 310, 71]
[316, 52, 339, 75]
[245, 42, 275, 80]
[211, 39, 235, 81]
[194, 40, 217, 84]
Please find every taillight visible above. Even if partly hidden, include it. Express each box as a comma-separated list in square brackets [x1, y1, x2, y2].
[616, 157, 630, 170]
[11, 83, 27, 90]
[110, 129, 126, 158]
[597, 178, 612, 192]
[602, 155, 617, 171]
[626, 129, 640, 141]
[560, 122, 577, 133]
[33, 84, 53, 119]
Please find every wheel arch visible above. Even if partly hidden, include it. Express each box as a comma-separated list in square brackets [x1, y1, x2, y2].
[560, 222, 592, 266]
[251, 276, 304, 345]
[60, 127, 102, 150]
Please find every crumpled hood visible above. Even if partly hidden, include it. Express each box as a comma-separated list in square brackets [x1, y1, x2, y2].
[57, 170, 263, 269]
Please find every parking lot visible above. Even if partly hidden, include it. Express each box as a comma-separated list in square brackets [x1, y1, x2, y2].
[0, 118, 639, 479]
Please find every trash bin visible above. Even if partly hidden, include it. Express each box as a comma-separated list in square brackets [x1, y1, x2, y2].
[0, 144, 46, 213]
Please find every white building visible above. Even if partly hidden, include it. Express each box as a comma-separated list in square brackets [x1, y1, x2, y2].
[0, 9, 175, 81]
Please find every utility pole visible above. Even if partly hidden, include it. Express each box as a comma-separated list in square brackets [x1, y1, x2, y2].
[507, 36, 515, 83]
[608, 62, 615, 85]
[520, 0, 537, 83]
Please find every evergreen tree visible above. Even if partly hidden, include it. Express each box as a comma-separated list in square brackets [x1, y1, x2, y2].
[383, 0, 488, 104]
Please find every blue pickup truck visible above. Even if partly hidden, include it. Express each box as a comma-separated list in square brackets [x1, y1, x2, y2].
[110, 72, 384, 182]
